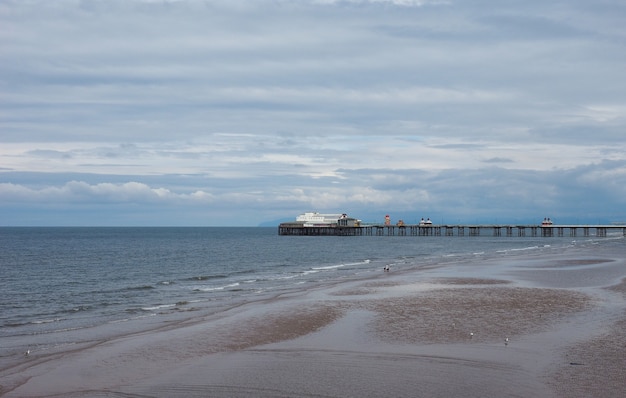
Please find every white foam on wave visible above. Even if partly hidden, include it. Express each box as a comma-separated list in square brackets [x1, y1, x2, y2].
[194, 282, 241, 292]
[302, 270, 320, 276]
[275, 272, 313, 281]
[510, 246, 540, 252]
[31, 318, 62, 325]
[312, 259, 372, 271]
[312, 264, 344, 270]
[141, 304, 176, 311]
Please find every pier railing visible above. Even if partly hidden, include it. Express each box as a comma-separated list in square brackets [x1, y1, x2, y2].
[278, 223, 626, 237]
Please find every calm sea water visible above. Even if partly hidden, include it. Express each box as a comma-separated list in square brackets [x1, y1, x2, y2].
[0, 227, 618, 357]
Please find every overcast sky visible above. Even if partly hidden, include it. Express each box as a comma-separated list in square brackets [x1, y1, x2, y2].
[1, 0, 625, 226]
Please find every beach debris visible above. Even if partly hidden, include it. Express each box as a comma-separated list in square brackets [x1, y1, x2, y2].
[569, 362, 585, 366]
[383, 265, 390, 272]
[24, 350, 30, 357]
[469, 332, 474, 338]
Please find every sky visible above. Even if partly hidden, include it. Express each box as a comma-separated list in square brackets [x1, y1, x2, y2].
[1, 0, 626, 226]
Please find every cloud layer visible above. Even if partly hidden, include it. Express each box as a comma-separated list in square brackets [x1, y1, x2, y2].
[1, 0, 625, 225]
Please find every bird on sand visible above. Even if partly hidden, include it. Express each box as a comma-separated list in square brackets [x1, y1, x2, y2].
[504, 337, 509, 346]
[24, 350, 30, 357]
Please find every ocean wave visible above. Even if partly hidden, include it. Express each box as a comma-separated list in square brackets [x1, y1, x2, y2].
[302, 270, 320, 276]
[274, 271, 316, 281]
[30, 318, 63, 325]
[193, 282, 241, 292]
[510, 246, 540, 252]
[141, 304, 176, 311]
[312, 264, 343, 270]
[2, 307, 86, 329]
[4, 320, 30, 328]
[108, 314, 152, 326]
[230, 269, 259, 276]
[126, 285, 155, 291]
[188, 274, 228, 281]
[68, 305, 90, 312]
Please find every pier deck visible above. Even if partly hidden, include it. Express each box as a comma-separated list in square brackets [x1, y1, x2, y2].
[278, 223, 626, 237]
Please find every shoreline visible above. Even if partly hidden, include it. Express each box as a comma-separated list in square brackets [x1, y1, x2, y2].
[2, 246, 625, 397]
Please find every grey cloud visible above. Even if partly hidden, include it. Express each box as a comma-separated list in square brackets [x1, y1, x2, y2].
[26, 149, 73, 159]
[483, 157, 514, 164]
[1, 160, 625, 226]
[1, 0, 625, 225]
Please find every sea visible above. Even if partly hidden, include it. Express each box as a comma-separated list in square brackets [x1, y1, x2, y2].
[1, 226, 623, 361]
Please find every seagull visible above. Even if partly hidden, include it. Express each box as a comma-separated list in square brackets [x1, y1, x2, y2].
[505, 337, 509, 346]
[24, 350, 30, 357]
[470, 332, 474, 338]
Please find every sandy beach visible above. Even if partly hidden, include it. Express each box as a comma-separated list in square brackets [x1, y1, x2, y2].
[2, 249, 625, 397]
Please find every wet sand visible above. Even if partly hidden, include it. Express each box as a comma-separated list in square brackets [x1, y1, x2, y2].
[2, 250, 625, 397]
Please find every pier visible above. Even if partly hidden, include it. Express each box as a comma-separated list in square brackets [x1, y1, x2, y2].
[278, 223, 626, 237]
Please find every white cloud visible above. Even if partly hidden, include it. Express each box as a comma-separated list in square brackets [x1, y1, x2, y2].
[0, 181, 215, 205]
[579, 105, 626, 123]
